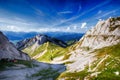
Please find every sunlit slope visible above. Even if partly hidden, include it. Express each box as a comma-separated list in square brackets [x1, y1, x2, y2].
[57, 17, 120, 80]
[57, 43, 120, 80]
[23, 42, 70, 63]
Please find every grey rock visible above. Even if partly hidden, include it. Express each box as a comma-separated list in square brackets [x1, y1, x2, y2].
[0, 31, 30, 60]
[16, 34, 68, 50]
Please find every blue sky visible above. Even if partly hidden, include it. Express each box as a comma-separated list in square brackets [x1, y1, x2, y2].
[0, 0, 120, 33]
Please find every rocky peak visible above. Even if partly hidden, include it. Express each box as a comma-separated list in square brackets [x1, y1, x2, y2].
[76, 17, 120, 49]
[35, 34, 48, 45]
[16, 34, 68, 50]
[0, 31, 30, 60]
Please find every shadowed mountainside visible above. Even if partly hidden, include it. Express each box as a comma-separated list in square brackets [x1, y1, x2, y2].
[0, 31, 30, 60]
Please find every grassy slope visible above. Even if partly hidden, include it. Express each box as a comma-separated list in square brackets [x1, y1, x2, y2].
[57, 43, 120, 80]
[91, 43, 120, 80]
[23, 40, 120, 80]
[23, 42, 70, 63]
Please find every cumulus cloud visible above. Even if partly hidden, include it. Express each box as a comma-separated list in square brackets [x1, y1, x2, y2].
[81, 22, 87, 28]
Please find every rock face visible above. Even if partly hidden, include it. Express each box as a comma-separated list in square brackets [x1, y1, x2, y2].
[76, 17, 120, 49]
[0, 31, 30, 60]
[16, 34, 68, 50]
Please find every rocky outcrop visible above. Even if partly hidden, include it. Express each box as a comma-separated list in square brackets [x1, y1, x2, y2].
[0, 31, 30, 60]
[76, 17, 120, 49]
[16, 34, 68, 50]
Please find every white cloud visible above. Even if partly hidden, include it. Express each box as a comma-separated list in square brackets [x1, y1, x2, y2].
[0, 24, 86, 33]
[0, 17, 88, 33]
[99, 19, 102, 21]
[81, 22, 87, 28]
[66, 27, 70, 31]
[73, 25, 77, 30]
[58, 11, 72, 14]
[0, 25, 21, 32]
[0, 25, 73, 32]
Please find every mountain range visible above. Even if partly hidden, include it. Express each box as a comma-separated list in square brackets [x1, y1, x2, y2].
[0, 17, 120, 80]
[3, 31, 84, 42]
[16, 34, 68, 50]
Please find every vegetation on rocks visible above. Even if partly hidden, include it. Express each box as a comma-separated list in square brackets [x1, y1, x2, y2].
[57, 66, 89, 80]
[57, 43, 120, 80]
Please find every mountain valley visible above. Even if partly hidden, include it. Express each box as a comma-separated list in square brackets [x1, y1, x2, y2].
[0, 17, 120, 80]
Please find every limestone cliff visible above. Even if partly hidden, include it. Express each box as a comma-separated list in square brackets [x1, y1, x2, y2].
[76, 17, 120, 49]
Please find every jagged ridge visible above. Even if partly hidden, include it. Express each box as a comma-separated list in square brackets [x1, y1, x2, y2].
[76, 17, 120, 49]
[16, 34, 68, 50]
